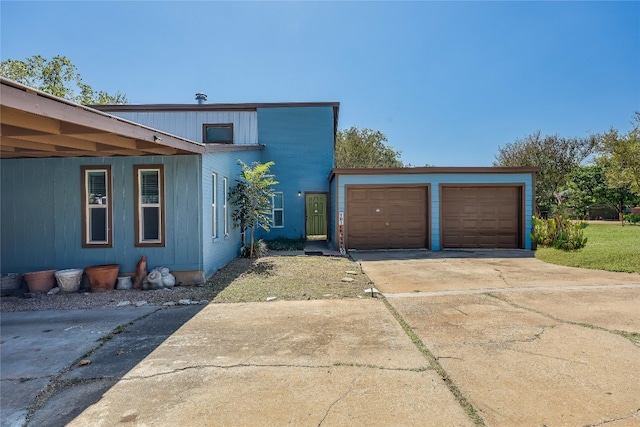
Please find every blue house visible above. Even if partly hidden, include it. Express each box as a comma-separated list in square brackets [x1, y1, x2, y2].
[0, 77, 536, 286]
[0, 79, 337, 283]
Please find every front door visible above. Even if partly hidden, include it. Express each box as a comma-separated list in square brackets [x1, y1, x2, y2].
[305, 193, 327, 238]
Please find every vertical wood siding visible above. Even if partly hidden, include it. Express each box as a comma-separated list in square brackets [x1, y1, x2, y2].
[201, 150, 262, 278]
[334, 173, 535, 250]
[0, 156, 203, 274]
[110, 111, 258, 144]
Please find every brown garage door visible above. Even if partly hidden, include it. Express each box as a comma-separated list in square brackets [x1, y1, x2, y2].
[441, 186, 522, 249]
[346, 186, 428, 249]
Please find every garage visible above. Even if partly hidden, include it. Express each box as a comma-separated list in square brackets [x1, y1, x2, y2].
[441, 185, 522, 249]
[346, 186, 428, 249]
[330, 167, 536, 252]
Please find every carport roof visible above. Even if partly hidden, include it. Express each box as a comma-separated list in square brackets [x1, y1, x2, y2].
[0, 78, 205, 159]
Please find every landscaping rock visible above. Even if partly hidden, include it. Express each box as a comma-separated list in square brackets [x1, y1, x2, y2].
[135, 301, 148, 307]
[345, 271, 358, 275]
[341, 277, 355, 283]
[178, 299, 192, 305]
[266, 296, 277, 302]
[116, 301, 132, 307]
[162, 301, 176, 307]
[47, 287, 60, 295]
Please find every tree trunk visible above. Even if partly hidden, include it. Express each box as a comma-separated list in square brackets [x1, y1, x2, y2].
[250, 225, 256, 258]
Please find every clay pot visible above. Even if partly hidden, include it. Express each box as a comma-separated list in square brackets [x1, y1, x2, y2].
[23, 270, 56, 293]
[85, 264, 120, 292]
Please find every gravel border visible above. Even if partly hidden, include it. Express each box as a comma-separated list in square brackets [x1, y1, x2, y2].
[0, 284, 219, 313]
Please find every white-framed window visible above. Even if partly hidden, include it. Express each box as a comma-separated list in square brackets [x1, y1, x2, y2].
[81, 166, 112, 247]
[212, 173, 217, 238]
[134, 165, 165, 247]
[272, 192, 284, 228]
[223, 177, 229, 236]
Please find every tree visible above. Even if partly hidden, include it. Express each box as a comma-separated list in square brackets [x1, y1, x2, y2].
[565, 165, 639, 218]
[335, 127, 403, 168]
[598, 112, 640, 195]
[493, 131, 599, 215]
[0, 55, 127, 105]
[229, 160, 278, 258]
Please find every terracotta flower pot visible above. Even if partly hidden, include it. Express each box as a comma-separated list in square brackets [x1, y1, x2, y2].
[23, 270, 56, 293]
[85, 264, 120, 292]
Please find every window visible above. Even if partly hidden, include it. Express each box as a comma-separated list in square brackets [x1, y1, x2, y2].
[203, 124, 233, 144]
[134, 165, 165, 247]
[81, 166, 112, 247]
[212, 173, 217, 238]
[272, 192, 284, 228]
[223, 177, 229, 236]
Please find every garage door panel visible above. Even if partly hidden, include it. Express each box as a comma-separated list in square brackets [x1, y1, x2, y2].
[442, 186, 522, 249]
[346, 186, 428, 250]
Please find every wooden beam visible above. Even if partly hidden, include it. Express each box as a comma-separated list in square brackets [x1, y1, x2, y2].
[11, 134, 98, 151]
[1, 137, 58, 152]
[69, 132, 137, 149]
[1, 124, 49, 137]
[0, 106, 61, 134]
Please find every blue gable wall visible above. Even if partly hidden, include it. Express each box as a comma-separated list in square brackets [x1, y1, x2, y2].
[256, 106, 335, 240]
[332, 172, 535, 250]
[0, 155, 203, 274]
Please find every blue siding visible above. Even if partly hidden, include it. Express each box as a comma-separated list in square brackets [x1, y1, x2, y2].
[334, 173, 535, 250]
[0, 156, 203, 274]
[201, 149, 262, 278]
[255, 107, 335, 239]
[110, 111, 258, 145]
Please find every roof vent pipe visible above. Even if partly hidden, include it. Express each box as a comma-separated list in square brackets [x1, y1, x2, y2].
[195, 93, 207, 104]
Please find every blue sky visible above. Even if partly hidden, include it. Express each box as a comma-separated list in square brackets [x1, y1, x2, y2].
[2, 1, 639, 166]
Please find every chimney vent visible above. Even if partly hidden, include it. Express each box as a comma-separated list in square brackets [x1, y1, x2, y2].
[195, 93, 207, 104]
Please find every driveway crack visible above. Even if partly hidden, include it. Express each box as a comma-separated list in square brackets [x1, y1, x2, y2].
[485, 293, 640, 346]
[583, 408, 640, 426]
[317, 369, 364, 426]
[380, 296, 487, 427]
[121, 362, 430, 380]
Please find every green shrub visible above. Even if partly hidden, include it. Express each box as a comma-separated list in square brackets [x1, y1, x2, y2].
[240, 239, 269, 258]
[264, 237, 306, 251]
[531, 215, 587, 251]
[623, 213, 640, 225]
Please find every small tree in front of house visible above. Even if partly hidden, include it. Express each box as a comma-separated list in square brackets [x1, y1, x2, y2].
[229, 160, 278, 258]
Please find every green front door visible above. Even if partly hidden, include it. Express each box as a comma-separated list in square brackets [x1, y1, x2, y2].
[305, 193, 327, 237]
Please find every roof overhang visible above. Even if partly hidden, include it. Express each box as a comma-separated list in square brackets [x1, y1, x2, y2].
[329, 166, 539, 180]
[0, 78, 205, 159]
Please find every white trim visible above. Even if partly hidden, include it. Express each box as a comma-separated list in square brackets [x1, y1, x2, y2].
[223, 177, 229, 236]
[272, 192, 284, 228]
[212, 173, 217, 238]
[84, 168, 110, 245]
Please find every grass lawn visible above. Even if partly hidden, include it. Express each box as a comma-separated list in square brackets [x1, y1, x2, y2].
[535, 222, 640, 273]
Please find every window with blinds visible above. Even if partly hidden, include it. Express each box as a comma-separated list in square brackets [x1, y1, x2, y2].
[81, 166, 112, 247]
[134, 165, 165, 247]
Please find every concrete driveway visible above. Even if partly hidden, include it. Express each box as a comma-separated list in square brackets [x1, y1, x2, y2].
[355, 249, 640, 426]
[4, 250, 640, 427]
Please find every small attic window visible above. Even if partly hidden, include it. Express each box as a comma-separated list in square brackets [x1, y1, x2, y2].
[203, 124, 233, 144]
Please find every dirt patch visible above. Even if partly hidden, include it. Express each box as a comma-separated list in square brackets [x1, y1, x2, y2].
[211, 255, 367, 302]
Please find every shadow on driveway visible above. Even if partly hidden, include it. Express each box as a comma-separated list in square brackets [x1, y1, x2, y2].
[1, 305, 205, 427]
